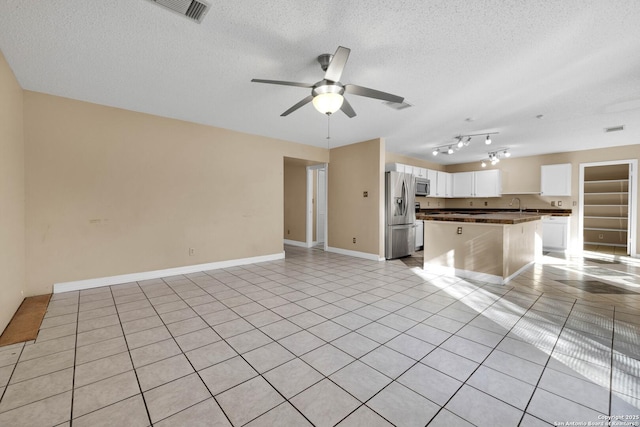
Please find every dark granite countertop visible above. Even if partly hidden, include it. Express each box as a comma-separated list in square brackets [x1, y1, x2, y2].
[417, 211, 545, 224]
[418, 208, 571, 216]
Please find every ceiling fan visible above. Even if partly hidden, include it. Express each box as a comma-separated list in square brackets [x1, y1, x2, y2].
[251, 46, 404, 118]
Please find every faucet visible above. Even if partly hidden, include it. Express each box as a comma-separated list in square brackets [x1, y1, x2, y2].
[509, 197, 522, 213]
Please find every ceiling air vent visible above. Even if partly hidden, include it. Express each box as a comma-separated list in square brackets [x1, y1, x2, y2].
[148, 0, 210, 23]
[604, 125, 625, 133]
[383, 101, 413, 110]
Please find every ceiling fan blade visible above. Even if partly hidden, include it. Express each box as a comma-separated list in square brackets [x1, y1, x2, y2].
[251, 79, 313, 88]
[344, 84, 404, 103]
[324, 46, 350, 82]
[340, 98, 357, 118]
[281, 95, 314, 116]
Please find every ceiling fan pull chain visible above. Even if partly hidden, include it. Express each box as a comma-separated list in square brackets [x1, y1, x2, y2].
[326, 113, 331, 143]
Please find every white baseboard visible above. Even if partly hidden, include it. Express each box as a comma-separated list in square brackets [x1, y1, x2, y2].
[326, 246, 385, 262]
[423, 261, 534, 285]
[283, 239, 311, 248]
[53, 252, 285, 294]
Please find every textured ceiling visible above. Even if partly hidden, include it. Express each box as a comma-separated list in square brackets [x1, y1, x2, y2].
[1, 0, 639, 165]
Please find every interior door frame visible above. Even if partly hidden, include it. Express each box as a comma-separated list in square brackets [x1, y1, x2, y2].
[307, 164, 328, 250]
[579, 159, 637, 257]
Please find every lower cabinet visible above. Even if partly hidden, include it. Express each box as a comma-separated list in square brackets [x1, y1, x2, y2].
[543, 216, 569, 251]
[415, 220, 424, 250]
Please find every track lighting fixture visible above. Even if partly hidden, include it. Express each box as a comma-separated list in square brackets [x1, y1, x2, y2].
[431, 132, 499, 156]
[480, 148, 510, 167]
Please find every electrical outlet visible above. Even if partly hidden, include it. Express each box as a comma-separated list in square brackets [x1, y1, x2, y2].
[352, 237, 356, 244]
[287, 229, 290, 235]
[457, 227, 463, 235]
[189, 248, 195, 256]
[469, 201, 473, 206]
[573, 201, 577, 206]
[551, 201, 556, 207]
[363, 191, 368, 198]
[558, 201, 562, 207]
[598, 234, 604, 240]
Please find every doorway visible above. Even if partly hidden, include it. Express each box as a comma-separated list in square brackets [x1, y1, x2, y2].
[579, 160, 637, 256]
[307, 164, 328, 250]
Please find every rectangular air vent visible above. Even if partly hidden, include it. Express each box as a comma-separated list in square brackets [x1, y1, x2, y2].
[604, 125, 625, 133]
[149, 0, 210, 23]
[383, 101, 413, 110]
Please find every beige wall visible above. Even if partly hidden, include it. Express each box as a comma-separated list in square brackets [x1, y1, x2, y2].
[385, 152, 444, 171]
[445, 145, 640, 253]
[24, 92, 327, 295]
[329, 138, 385, 257]
[0, 51, 26, 332]
[283, 159, 309, 243]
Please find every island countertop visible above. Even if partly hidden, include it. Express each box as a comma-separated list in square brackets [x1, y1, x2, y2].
[417, 212, 545, 225]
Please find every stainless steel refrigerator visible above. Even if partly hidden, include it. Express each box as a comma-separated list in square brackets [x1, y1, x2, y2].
[385, 171, 416, 259]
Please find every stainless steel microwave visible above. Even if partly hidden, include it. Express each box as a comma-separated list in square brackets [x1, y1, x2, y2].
[415, 178, 430, 196]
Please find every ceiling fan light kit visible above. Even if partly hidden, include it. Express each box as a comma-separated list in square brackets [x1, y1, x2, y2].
[252, 46, 404, 119]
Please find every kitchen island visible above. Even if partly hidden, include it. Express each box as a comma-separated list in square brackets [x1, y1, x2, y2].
[418, 212, 544, 284]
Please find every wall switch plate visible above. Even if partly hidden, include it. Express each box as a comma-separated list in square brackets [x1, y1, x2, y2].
[457, 227, 462, 234]
[558, 201, 562, 206]
[484, 201, 488, 206]
[363, 191, 368, 197]
[551, 201, 556, 207]
[573, 201, 577, 206]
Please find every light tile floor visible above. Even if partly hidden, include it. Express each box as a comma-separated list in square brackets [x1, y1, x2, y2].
[1, 247, 639, 426]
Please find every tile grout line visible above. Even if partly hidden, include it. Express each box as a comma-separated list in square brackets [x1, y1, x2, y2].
[68, 292, 81, 426]
[421, 290, 549, 426]
[608, 305, 616, 416]
[108, 284, 155, 426]
[518, 298, 579, 425]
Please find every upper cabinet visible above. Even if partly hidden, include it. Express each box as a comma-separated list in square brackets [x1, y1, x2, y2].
[475, 170, 502, 197]
[540, 163, 572, 196]
[427, 170, 451, 198]
[452, 170, 501, 198]
[385, 163, 499, 198]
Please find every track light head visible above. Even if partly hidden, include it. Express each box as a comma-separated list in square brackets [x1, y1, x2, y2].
[432, 149, 439, 156]
[504, 150, 511, 158]
[485, 135, 492, 145]
[447, 146, 454, 154]
[481, 161, 487, 168]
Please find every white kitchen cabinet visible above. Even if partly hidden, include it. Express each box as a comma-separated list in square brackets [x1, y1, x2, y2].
[474, 170, 502, 197]
[414, 167, 427, 178]
[415, 220, 424, 250]
[452, 170, 501, 197]
[543, 216, 569, 251]
[435, 171, 449, 198]
[541, 163, 572, 196]
[426, 169, 438, 197]
[444, 172, 454, 197]
[452, 172, 474, 197]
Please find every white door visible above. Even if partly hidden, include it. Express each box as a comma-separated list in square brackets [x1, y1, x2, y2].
[316, 169, 326, 245]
